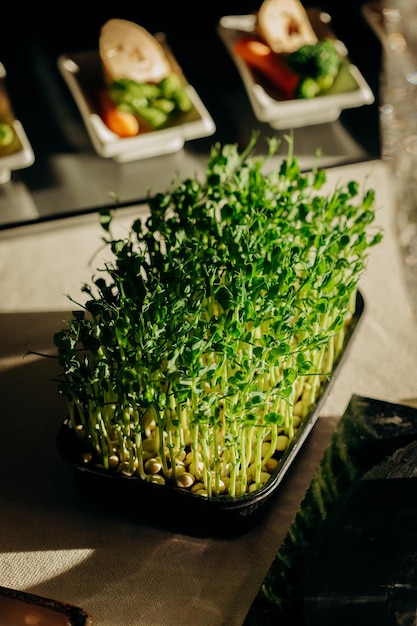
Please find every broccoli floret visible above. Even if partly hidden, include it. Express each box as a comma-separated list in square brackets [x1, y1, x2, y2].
[296, 76, 321, 99]
[287, 38, 341, 93]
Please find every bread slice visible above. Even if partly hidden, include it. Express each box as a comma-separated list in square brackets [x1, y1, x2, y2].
[256, 0, 318, 54]
[99, 18, 172, 85]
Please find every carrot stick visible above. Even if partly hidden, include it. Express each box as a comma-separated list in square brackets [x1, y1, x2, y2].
[233, 35, 299, 99]
[98, 90, 140, 138]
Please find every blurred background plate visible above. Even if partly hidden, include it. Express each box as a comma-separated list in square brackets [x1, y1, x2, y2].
[218, 7, 375, 129]
[58, 40, 215, 163]
[0, 62, 35, 184]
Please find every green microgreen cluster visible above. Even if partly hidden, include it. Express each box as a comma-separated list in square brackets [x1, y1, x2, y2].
[52, 135, 382, 499]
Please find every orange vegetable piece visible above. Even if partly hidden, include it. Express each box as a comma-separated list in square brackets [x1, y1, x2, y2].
[98, 90, 140, 138]
[233, 35, 299, 99]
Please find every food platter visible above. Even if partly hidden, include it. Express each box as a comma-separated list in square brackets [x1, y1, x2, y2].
[217, 8, 374, 129]
[58, 35, 216, 163]
[0, 62, 34, 184]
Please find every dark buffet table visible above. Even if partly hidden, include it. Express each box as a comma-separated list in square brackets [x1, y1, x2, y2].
[2, 3, 414, 626]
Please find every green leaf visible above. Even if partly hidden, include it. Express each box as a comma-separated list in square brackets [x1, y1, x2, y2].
[99, 209, 113, 232]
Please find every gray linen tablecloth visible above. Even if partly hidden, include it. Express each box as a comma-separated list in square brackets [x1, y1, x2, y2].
[1, 159, 417, 626]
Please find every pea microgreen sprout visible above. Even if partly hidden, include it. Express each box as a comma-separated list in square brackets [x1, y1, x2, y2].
[45, 134, 382, 499]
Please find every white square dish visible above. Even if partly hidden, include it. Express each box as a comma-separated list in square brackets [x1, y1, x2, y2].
[0, 62, 35, 184]
[218, 8, 375, 129]
[58, 38, 216, 163]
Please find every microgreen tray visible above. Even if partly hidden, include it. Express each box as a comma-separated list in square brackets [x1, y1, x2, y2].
[57, 291, 364, 538]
